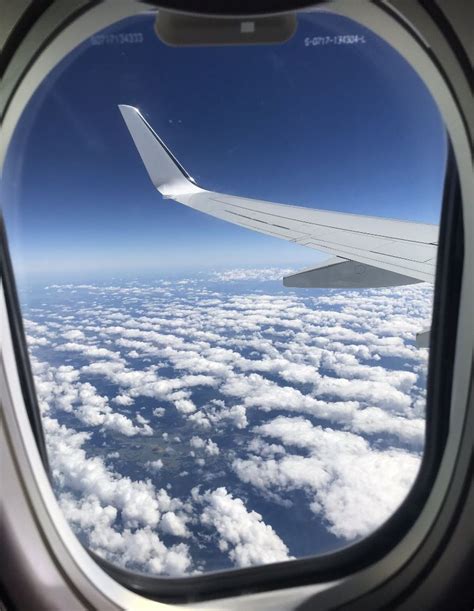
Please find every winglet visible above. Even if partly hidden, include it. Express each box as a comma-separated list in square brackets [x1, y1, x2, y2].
[118, 105, 201, 197]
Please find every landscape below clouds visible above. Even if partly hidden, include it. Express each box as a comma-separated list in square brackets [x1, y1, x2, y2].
[22, 268, 433, 575]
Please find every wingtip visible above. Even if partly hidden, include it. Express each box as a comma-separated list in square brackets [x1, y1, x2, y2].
[118, 104, 140, 115]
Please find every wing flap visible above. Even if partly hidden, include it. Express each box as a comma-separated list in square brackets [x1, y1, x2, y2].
[283, 257, 420, 288]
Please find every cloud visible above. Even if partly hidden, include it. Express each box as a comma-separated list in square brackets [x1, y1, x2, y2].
[190, 436, 205, 449]
[30, 358, 152, 437]
[44, 418, 163, 528]
[61, 493, 192, 575]
[234, 416, 421, 540]
[112, 394, 134, 406]
[190, 436, 220, 456]
[175, 397, 197, 414]
[81, 358, 218, 406]
[193, 487, 292, 567]
[212, 268, 295, 282]
[43, 418, 193, 575]
[145, 459, 164, 472]
[205, 440, 220, 456]
[160, 511, 190, 538]
[55, 341, 122, 361]
[62, 329, 86, 341]
[207, 402, 248, 429]
[26, 334, 50, 346]
[350, 406, 424, 445]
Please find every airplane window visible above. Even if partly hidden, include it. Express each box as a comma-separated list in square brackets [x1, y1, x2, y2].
[2, 8, 447, 580]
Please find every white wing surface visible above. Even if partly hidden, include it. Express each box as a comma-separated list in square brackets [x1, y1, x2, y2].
[119, 105, 438, 287]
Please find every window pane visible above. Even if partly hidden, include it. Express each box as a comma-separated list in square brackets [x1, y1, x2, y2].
[3, 8, 446, 577]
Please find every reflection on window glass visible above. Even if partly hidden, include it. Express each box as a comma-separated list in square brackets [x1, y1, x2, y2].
[3, 9, 446, 576]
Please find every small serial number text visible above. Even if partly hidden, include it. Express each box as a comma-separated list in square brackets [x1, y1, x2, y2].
[304, 34, 366, 47]
[91, 32, 144, 46]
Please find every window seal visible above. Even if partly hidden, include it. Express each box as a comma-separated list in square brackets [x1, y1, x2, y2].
[1, 216, 50, 474]
[0, 5, 466, 606]
[0, 0, 53, 78]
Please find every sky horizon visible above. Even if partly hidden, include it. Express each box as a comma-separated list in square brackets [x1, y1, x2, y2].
[3, 9, 446, 279]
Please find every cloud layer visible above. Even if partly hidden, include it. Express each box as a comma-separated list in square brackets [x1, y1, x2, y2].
[24, 273, 433, 575]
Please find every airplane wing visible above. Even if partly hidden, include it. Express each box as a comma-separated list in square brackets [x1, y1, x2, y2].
[119, 104, 438, 288]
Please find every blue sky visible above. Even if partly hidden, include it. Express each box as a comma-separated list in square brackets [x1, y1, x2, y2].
[3, 9, 446, 278]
